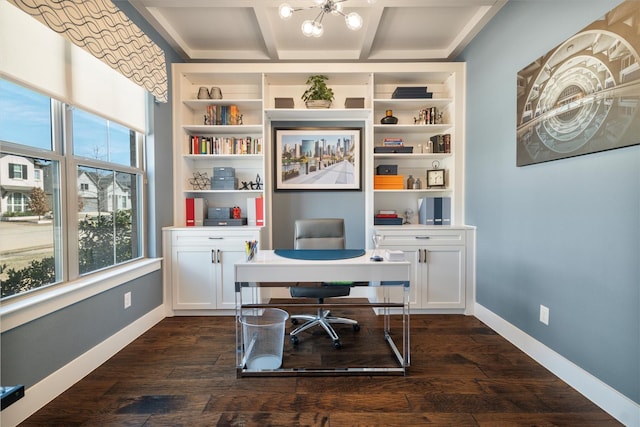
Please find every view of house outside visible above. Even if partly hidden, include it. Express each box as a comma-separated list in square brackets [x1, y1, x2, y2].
[0, 79, 142, 299]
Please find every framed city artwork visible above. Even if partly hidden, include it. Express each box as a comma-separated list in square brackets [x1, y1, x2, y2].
[516, 1, 640, 166]
[273, 127, 362, 191]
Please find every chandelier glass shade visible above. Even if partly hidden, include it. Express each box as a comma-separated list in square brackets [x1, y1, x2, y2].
[279, 0, 375, 38]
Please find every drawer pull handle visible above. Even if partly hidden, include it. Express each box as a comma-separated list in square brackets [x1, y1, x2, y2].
[416, 236, 430, 240]
[208, 237, 224, 240]
[211, 249, 216, 263]
[217, 249, 221, 263]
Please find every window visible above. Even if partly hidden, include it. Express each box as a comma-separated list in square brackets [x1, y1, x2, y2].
[73, 108, 136, 167]
[9, 163, 27, 179]
[0, 79, 145, 299]
[6, 192, 28, 212]
[0, 80, 52, 151]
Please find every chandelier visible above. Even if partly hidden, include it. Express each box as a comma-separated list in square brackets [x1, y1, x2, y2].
[279, 0, 376, 38]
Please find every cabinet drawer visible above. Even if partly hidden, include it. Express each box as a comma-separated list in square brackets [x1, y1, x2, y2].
[171, 229, 258, 246]
[376, 229, 465, 246]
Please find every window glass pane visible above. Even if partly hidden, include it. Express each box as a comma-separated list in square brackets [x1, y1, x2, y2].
[1, 154, 61, 298]
[72, 108, 136, 167]
[0, 80, 52, 150]
[77, 166, 140, 275]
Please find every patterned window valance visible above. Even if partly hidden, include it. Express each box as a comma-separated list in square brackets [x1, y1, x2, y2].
[8, 0, 168, 103]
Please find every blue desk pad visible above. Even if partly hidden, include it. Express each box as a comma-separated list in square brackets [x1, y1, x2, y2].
[274, 249, 366, 260]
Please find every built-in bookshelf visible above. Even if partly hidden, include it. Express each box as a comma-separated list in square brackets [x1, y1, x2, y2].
[168, 62, 472, 315]
[171, 62, 466, 237]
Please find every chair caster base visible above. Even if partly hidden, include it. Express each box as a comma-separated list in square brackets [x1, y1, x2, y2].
[333, 340, 342, 349]
[290, 335, 299, 345]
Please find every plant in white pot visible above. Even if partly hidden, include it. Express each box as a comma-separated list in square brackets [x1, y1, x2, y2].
[302, 75, 334, 108]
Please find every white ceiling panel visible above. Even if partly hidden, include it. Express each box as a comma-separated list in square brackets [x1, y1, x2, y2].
[121, 0, 508, 61]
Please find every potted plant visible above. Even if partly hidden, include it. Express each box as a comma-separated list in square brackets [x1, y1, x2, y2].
[301, 75, 334, 108]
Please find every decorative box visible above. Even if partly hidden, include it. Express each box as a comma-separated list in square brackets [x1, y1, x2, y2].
[208, 207, 232, 219]
[204, 218, 247, 226]
[374, 175, 404, 189]
[376, 164, 398, 175]
[374, 217, 403, 225]
[275, 97, 294, 108]
[211, 176, 237, 190]
[392, 87, 433, 99]
[374, 146, 413, 153]
[345, 97, 364, 108]
[213, 167, 235, 177]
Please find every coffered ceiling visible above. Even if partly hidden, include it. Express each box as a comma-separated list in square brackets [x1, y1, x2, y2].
[121, 0, 507, 61]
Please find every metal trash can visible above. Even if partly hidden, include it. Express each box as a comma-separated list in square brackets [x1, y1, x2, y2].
[240, 308, 289, 370]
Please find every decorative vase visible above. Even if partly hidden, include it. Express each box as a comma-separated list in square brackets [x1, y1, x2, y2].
[305, 99, 332, 109]
[210, 87, 223, 99]
[406, 174, 414, 189]
[197, 87, 209, 99]
[381, 109, 398, 124]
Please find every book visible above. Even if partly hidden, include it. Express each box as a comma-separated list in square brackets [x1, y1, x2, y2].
[442, 197, 451, 225]
[375, 213, 398, 218]
[255, 196, 264, 226]
[418, 197, 434, 225]
[246, 197, 256, 226]
[186, 198, 195, 226]
[194, 198, 206, 226]
[383, 138, 404, 146]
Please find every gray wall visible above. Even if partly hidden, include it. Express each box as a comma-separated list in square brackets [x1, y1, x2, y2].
[271, 121, 367, 249]
[458, 0, 639, 404]
[0, 270, 162, 387]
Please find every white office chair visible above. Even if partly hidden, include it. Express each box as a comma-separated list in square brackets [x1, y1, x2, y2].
[289, 218, 360, 349]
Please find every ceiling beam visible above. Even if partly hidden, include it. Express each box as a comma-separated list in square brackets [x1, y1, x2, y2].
[252, 6, 280, 60]
[359, 5, 384, 60]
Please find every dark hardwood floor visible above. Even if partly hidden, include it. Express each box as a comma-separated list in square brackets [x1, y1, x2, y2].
[21, 304, 620, 426]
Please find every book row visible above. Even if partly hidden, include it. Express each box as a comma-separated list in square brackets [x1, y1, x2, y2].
[429, 134, 451, 153]
[189, 135, 263, 155]
[204, 104, 242, 126]
[418, 197, 451, 226]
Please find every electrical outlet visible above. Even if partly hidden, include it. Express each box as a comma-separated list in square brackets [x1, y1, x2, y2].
[539, 304, 549, 325]
[124, 291, 132, 309]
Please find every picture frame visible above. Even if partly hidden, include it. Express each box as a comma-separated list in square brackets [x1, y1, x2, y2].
[515, 1, 640, 166]
[274, 127, 362, 191]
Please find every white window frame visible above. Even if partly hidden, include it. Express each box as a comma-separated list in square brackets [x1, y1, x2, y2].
[0, 80, 153, 332]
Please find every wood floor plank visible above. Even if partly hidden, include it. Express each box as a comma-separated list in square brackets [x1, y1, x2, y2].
[19, 312, 622, 426]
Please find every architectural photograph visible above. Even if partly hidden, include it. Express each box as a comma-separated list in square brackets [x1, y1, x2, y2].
[0, 1, 638, 426]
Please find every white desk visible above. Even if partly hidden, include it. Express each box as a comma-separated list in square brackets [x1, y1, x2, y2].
[234, 249, 411, 376]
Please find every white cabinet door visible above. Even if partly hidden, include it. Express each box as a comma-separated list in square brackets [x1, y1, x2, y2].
[217, 243, 251, 310]
[422, 245, 465, 308]
[172, 246, 217, 310]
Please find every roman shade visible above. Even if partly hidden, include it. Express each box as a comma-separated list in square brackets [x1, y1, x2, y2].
[6, 0, 167, 103]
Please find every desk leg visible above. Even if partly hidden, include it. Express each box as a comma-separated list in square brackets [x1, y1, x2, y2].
[404, 283, 410, 367]
[235, 282, 242, 370]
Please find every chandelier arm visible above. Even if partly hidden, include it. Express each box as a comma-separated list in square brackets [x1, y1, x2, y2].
[313, 9, 326, 24]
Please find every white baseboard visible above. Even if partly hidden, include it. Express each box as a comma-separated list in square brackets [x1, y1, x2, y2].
[474, 303, 640, 427]
[1, 306, 166, 427]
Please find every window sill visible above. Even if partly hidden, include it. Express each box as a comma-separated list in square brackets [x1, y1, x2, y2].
[0, 258, 162, 333]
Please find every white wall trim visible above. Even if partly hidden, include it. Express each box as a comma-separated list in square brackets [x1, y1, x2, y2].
[0, 305, 165, 427]
[474, 303, 640, 427]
